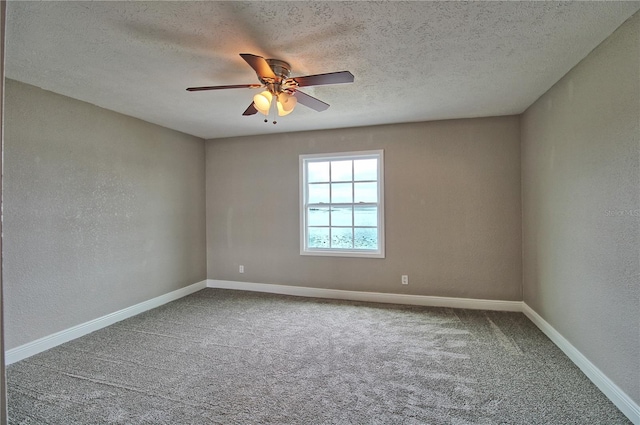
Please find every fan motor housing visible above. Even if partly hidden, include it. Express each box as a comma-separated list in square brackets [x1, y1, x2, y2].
[264, 59, 291, 82]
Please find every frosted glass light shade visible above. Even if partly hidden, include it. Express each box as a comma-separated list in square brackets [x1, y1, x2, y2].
[253, 91, 272, 115]
[277, 92, 297, 116]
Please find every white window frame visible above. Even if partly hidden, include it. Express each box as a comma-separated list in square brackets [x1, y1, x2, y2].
[299, 150, 385, 258]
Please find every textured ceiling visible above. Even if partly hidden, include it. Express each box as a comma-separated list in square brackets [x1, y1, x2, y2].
[6, 1, 640, 140]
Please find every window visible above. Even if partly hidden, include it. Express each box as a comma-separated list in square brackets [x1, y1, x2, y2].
[300, 150, 384, 258]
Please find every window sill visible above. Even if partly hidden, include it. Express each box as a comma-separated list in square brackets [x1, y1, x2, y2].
[300, 249, 385, 259]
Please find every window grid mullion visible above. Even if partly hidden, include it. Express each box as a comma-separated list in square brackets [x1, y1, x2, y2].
[328, 162, 332, 237]
[308, 180, 376, 185]
[308, 204, 378, 208]
[351, 160, 355, 248]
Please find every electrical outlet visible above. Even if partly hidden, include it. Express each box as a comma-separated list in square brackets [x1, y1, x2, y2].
[239, 265, 244, 273]
[401, 275, 408, 285]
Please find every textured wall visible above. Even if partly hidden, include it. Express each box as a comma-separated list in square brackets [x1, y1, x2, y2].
[522, 13, 639, 404]
[3, 80, 207, 349]
[0, 3, 7, 423]
[206, 116, 521, 301]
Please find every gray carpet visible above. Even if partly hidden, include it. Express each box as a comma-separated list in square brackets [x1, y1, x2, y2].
[7, 288, 630, 424]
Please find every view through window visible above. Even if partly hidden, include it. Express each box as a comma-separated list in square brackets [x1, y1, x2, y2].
[300, 150, 384, 258]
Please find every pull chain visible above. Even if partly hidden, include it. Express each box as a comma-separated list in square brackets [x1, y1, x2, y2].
[272, 93, 277, 125]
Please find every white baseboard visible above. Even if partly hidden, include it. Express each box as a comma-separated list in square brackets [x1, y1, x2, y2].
[206, 279, 523, 312]
[523, 303, 639, 425]
[5, 280, 207, 365]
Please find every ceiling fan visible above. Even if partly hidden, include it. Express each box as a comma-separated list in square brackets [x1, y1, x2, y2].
[187, 53, 354, 123]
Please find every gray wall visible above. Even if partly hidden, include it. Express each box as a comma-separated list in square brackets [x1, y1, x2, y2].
[521, 12, 639, 404]
[206, 116, 522, 300]
[0, 2, 7, 422]
[3, 79, 207, 349]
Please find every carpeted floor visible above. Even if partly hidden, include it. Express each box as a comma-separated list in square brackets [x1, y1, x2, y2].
[7, 288, 631, 424]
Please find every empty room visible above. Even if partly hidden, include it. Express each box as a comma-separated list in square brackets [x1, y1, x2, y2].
[1, 1, 638, 424]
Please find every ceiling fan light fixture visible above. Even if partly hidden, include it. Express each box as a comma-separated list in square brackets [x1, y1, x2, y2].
[277, 92, 297, 116]
[276, 102, 291, 117]
[253, 90, 272, 115]
[187, 53, 354, 118]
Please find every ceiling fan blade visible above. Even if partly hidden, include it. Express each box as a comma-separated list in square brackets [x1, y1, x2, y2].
[240, 53, 277, 80]
[187, 84, 261, 92]
[242, 102, 258, 116]
[293, 71, 354, 87]
[294, 90, 330, 112]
